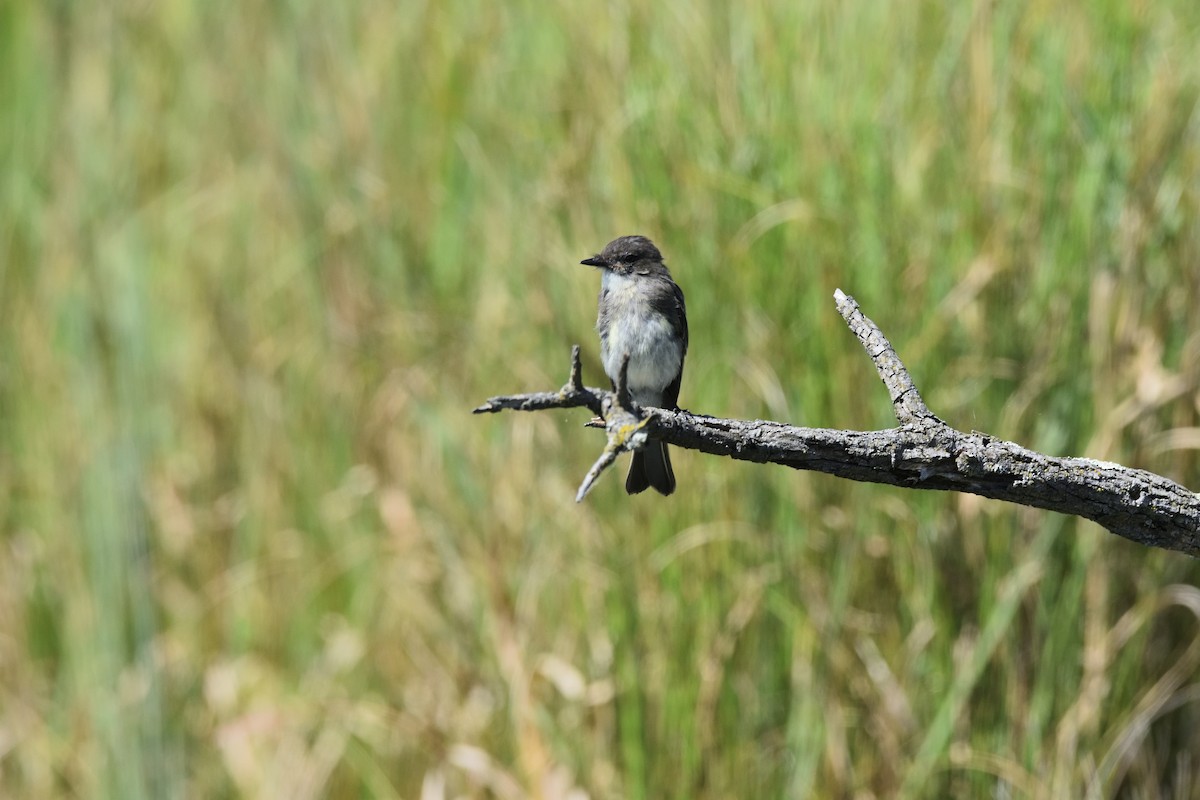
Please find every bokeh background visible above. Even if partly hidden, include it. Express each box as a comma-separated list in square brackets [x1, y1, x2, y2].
[3, 1, 1200, 797]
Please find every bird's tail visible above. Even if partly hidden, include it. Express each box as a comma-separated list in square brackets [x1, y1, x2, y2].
[626, 441, 675, 496]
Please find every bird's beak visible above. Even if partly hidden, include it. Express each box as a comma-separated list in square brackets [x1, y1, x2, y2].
[580, 256, 606, 267]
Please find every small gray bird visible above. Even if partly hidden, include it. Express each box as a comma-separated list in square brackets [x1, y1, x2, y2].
[582, 235, 688, 495]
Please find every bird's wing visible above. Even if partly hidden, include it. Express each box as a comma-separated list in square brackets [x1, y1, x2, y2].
[655, 280, 687, 356]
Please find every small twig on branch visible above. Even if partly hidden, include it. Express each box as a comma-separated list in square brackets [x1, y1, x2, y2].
[473, 345, 604, 417]
[834, 290, 941, 427]
[474, 290, 1200, 557]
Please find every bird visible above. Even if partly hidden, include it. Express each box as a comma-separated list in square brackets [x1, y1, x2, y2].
[581, 235, 688, 495]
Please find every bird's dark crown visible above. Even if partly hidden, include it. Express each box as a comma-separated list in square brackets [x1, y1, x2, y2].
[582, 235, 664, 271]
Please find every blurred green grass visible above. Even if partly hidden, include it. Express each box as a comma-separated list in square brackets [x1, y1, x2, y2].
[2, 0, 1200, 797]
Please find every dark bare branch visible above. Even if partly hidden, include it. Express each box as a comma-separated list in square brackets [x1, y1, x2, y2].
[474, 290, 1200, 556]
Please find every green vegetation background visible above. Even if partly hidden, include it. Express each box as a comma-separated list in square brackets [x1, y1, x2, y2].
[2, 1, 1200, 797]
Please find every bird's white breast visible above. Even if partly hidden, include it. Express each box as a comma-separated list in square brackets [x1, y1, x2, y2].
[599, 271, 683, 407]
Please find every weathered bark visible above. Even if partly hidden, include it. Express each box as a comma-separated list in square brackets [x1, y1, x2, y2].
[475, 290, 1200, 557]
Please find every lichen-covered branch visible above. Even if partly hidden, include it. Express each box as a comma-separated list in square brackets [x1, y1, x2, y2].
[474, 291, 1200, 557]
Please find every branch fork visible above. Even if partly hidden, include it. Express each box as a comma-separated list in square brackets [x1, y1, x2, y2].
[575, 354, 652, 502]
